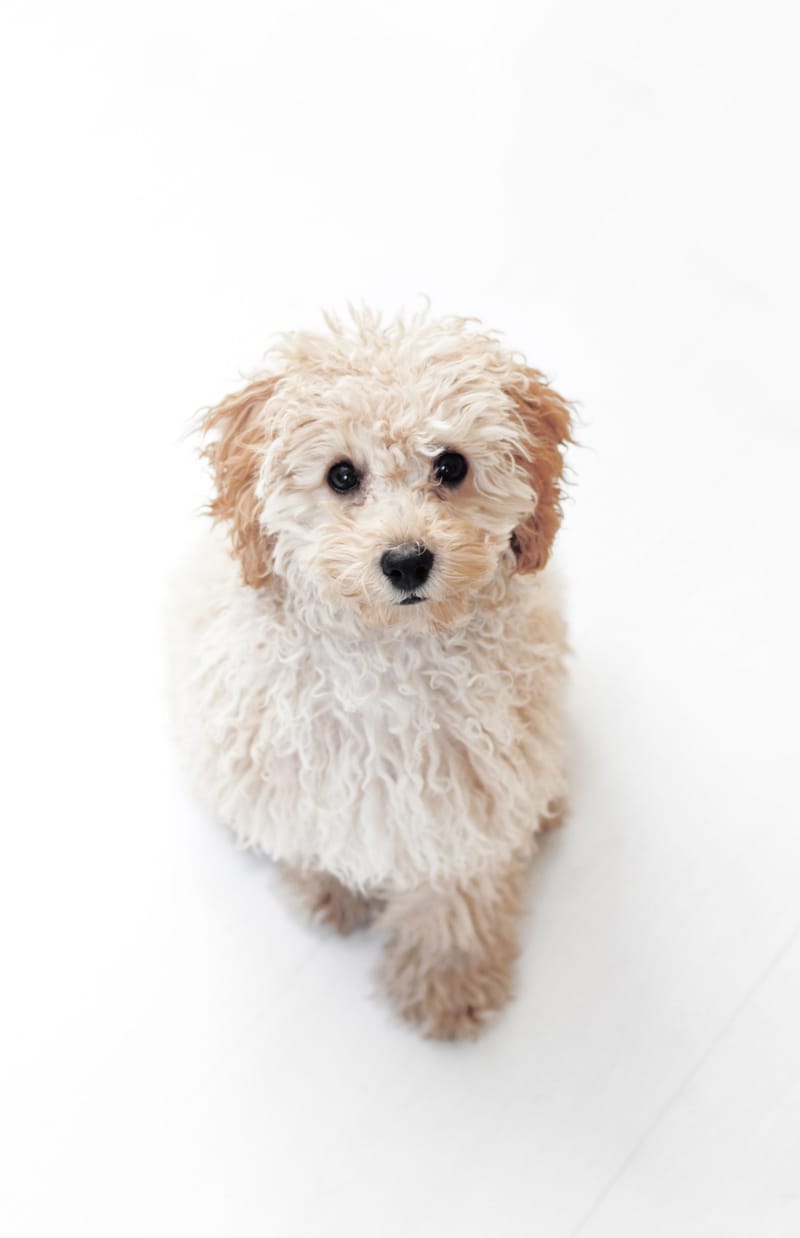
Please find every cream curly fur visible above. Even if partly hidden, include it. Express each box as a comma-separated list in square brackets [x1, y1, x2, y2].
[170, 306, 573, 1038]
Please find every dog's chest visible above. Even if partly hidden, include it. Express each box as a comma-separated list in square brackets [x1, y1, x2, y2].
[253, 622, 524, 780]
[182, 570, 565, 890]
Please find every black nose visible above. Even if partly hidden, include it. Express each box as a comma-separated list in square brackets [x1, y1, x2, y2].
[380, 543, 434, 592]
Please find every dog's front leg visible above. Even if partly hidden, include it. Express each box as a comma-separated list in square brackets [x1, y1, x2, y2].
[376, 856, 529, 1040]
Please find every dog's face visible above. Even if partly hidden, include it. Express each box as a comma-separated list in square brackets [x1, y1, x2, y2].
[203, 312, 571, 630]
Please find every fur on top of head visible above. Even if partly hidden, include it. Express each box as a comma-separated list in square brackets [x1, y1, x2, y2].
[202, 306, 573, 630]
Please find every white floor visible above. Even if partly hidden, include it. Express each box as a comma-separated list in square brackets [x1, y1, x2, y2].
[2, 2, 799, 1235]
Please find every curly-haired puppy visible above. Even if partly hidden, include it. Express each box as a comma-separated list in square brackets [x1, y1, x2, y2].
[170, 307, 573, 1039]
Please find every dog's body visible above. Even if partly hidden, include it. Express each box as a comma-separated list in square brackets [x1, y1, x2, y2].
[172, 526, 566, 892]
[171, 308, 573, 1038]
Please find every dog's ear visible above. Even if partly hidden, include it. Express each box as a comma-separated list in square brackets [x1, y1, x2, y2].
[202, 375, 278, 589]
[506, 368, 573, 574]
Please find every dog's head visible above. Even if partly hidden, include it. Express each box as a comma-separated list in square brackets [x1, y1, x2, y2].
[203, 309, 572, 629]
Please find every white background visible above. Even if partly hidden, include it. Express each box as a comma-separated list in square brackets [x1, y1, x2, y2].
[2, 1, 799, 1235]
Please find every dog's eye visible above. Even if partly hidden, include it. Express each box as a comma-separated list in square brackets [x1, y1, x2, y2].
[433, 451, 468, 488]
[327, 460, 362, 493]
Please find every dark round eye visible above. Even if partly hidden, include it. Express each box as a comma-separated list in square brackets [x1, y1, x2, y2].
[327, 460, 361, 493]
[433, 451, 468, 487]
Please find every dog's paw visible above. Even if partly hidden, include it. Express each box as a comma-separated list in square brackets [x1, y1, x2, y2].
[281, 868, 376, 935]
[379, 943, 514, 1041]
[312, 881, 375, 935]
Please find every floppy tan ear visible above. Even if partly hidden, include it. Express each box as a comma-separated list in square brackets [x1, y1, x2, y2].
[202, 376, 278, 589]
[507, 368, 573, 574]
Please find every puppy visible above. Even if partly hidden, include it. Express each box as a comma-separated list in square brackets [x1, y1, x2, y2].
[170, 307, 573, 1039]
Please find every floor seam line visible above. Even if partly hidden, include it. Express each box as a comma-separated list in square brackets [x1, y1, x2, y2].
[566, 917, 800, 1237]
